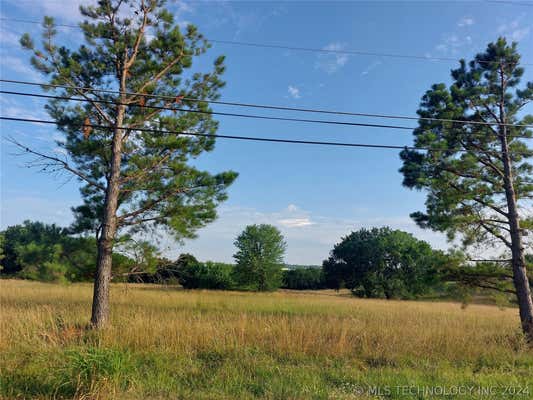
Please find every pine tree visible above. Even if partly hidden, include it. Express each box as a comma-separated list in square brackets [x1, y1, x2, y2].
[400, 38, 533, 339]
[18, 0, 237, 328]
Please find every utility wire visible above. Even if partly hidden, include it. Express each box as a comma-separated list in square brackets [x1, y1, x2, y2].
[0, 116, 415, 150]
[485, 0, 533, 6]
[2, 116, 531, 156]
[207, 39, 531, 66]
[0, 16, 530, 66]
[0, 90, 412, 131]
[2, 89, 532, 140]
[2, 79, 532, 130]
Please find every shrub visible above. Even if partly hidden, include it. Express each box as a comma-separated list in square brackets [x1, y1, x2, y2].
[282, 268, 325, 290]
[1, 221, 97, 282]
[179, 261, 235, 290]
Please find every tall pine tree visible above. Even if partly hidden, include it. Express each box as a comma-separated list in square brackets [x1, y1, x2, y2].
[400, 38, 533, 339]
[18, 0, 237, 328]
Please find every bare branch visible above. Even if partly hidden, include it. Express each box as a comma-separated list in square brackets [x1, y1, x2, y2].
[7, 136, 106, 192]
[124, 0, 149, 70]
[479, 220, 512, 248]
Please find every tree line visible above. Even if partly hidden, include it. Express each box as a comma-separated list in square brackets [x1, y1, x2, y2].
[3, 221, 530, 303]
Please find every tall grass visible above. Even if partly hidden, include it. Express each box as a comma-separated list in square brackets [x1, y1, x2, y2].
[1, 279, 532, 399]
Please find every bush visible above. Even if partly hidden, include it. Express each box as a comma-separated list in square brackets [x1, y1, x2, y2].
[282, 268, 325, 290]
[179, 261, 235, 290]
[1, 221, 97, 282]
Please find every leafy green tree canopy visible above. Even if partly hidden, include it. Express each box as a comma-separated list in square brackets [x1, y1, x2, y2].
[323, 227, 445, 299]
[1, 221, 96, 282]
[282, 267, 325, 290]
[233, 224, 286, 291]
[178, 260, 234, 290]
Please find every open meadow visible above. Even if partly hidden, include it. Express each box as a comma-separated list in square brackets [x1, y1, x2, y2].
[1, 279, 532, 399]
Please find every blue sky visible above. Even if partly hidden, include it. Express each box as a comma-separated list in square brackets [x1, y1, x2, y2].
[1, 0, 532, 264]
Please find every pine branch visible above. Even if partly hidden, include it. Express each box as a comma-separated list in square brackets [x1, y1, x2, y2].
[126, 99, 177, 132]
[448, 181, 509, 218]
[117, 188, 186, 223]
[130, 50, 186, 102]
[119, 151, 171, 185]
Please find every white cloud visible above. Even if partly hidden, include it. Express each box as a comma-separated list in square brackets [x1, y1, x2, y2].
[3, 0, 193, 33]
[5, 0, 93, 22]
[0, 55, 43, 81]
[0, 27, 22, 47]
[286, 204, 299, 212]
[53, 147, 68, 156]
[315, 42, 349, 74]
[278, 218, 315, 228]
[0, 104, 48, 120]
[207, 2, 285, 39]
[287, 85, 301, 99]
[497, 15, 531, 41]
[361, 60, 382, 76]
[434, 33, 472, 55]
[510, 27, 530, 41]
[457, 17, 474, 27]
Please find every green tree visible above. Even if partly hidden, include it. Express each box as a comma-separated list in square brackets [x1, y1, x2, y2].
[1, 221, 63, 275]
[17, 1, 237, 327]
[400, 38, 533, 338]
[282, 267, 325, 290]
[178, 261, 234, 290]
[0, 221, 97, 282]
[322, 227, 444, 299]
[233, 224, 286, 291]
[113, 239, 161, 279]
[0, 233, 5, 269]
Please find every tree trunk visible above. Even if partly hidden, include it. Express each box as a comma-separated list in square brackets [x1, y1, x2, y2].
[91, 234, 114, 328]
[90, 104, 126, 329]
[498, 65, 533, 341]
[501, 148, 533, 340]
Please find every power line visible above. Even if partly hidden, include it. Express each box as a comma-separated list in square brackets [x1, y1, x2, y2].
[0, 90, 413, 131]
[208, 39, 531, 66]
[0, 17, 79, 29]
[2, 89, 531, 140]
[485, 0, 533, 6]
[2, 79, 532, 130]
[0, 16, 530, 67]
[2, 116, 531, 156]
[0, 116, 414, 150]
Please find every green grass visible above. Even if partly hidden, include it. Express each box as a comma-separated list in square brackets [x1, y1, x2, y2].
[1, 280, 532, 399]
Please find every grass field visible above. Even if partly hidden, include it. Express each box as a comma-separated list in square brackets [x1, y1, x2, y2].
[1, 279, 532, 399]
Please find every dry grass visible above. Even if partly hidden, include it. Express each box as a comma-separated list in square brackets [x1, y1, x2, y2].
[1, 279, 532, 399]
